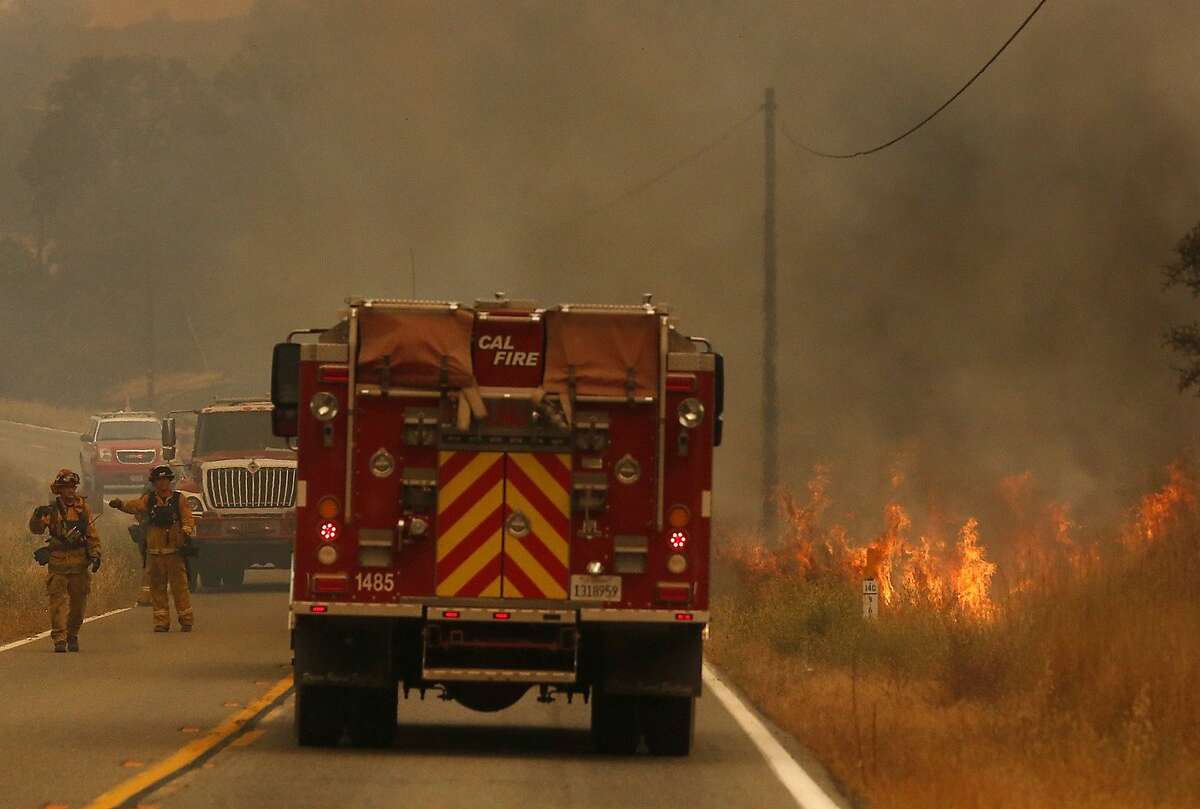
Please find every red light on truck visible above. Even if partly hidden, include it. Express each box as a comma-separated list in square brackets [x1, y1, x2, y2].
[668, 530, 688, 550]
[318, 365, 350, 383]
[309, 605, 329, 613]
[493, 611, 511, 621]
[666, 373, 697, 392]
[318, 521, 339, 542]
[675, 613, 694, 621]
[311, 574, 349, 594]
[443, 610, 461, 619]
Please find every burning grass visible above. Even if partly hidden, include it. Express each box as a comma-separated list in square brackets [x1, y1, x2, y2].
[710, 465, 1200, 809]
[0, 463, 142, 644]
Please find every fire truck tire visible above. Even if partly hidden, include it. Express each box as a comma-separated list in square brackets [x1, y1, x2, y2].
[220, 564, 245, 590]
[198, 564, 223, 591]
[641, 695, 695, 756]
[295, 684, 344, 747]
[590, 689, 640, 755]
[347, 686, 397, 748]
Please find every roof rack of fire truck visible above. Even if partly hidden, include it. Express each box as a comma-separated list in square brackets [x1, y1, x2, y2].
[204, 397, 272, 407]
[346, 297, 463, 310]
[93, 410, 157, 419]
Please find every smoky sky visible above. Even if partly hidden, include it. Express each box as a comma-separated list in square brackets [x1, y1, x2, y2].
[7, 0, 1200, 534]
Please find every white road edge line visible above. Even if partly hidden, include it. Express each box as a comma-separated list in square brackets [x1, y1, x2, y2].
[0, 607, 133, 653]
[703, 662, 842, 809]
[0, 419, 79, 436]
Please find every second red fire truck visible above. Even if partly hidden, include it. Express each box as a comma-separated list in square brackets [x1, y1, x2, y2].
[271, 296, 722, 754]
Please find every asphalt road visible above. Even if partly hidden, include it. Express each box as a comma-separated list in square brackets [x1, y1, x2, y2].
[1, 420, 848, 809]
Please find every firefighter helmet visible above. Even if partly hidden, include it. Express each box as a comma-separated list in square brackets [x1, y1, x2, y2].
[149, 465, 175, 482]
[51, 468, 80, 491]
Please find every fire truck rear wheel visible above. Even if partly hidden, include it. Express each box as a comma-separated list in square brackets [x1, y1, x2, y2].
[295, 684, 344, 747]
[198, 564, 223, 591]
[641, 695, 696, 756]
[220, 564, 245, 590]
[347, 685, 397, 747]
[590, 688, 640, 755]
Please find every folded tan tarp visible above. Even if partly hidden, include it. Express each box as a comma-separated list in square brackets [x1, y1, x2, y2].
[543, 309, 660, 400]
[357, 307, 477, 389]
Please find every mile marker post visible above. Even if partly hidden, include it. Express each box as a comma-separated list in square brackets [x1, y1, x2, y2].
[863, 578, 879, 619]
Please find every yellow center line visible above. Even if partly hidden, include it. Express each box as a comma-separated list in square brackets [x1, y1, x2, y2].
[82, 675, 293, 809]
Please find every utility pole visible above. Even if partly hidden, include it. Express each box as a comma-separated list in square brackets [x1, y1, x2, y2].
[762, 87, 778, 535]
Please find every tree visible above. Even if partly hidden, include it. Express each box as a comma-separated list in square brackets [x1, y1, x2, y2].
[1163, 223, 1200, 394]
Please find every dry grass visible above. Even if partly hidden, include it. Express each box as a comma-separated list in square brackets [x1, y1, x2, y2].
[0, 397, 92, 433]
[709, 525, 1200, 809]
[0, 463, 142, 644]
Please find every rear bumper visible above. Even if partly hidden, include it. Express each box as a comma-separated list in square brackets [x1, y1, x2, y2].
[92, 469, 154, 492]
[291, 610, 705, 696]
[290, 601, 708, 624]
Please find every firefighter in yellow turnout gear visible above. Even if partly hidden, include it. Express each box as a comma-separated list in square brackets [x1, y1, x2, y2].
[111, 466, 195, 632]
[29, 469, 102, 652]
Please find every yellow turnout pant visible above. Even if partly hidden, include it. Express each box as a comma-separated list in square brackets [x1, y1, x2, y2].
[47, 571, 90, 643]
[149, 552, 193, 629]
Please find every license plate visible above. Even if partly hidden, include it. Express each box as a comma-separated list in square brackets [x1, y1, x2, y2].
[570, 574, 621, 602]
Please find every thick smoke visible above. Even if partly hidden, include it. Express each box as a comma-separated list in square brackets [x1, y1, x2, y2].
[5, 0, 1200, 533]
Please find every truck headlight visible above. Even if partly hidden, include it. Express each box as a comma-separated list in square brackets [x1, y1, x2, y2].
[677, 398, 705, 429]
[310, 392, 339, 422]
[185, 495, 204, 515]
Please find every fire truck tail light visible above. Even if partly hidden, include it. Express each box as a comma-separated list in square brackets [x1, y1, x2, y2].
[666, 373, 697, 392]
[666, 553, 688, 574]
[316, 544, 338, 565]
[318, 365, 350, 383]
[675, 612, 695, 621]
[667, 505, 690, 528]
[493, 611, 511, 620]
[656, 582, 691, 603]
[442, 610, 461, 619]
[318, 521, 339, 542]
[668, 530, 688, 550]
[311, 574, 348, 594]
[317, 497, 340, 519]
[310, 605, 329, 613]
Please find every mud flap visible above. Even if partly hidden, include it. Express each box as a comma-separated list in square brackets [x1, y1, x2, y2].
[584, 624, 704, 697]
[294, 616, 394, 689]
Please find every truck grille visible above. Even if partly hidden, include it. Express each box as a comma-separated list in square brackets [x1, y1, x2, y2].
[116, 450, 156, 464]
[205, 466, 297, 510]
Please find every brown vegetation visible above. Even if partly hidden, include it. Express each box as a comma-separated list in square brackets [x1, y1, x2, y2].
[710, 466, 1200, 809]
[0, 463, 141, 644]
[0, 397, 92, 432]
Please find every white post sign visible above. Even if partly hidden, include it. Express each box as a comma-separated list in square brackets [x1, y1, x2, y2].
[862, 578, 879, 619]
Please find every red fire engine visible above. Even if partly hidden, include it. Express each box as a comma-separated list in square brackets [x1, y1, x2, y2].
[271, 296, 723, 754]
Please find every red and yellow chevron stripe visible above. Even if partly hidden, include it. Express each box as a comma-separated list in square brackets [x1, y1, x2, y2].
[502, 453, 571, 599]
[434, 450, 572, 599]
[436, 451, 504, 597]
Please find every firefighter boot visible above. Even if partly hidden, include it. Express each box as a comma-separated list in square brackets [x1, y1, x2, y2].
[53, 641, 66, 653]
[67, 636, 79, 652]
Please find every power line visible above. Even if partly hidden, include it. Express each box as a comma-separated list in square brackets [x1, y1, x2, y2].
[554, 105, 762, 228]
[783, 0, 1050, 159]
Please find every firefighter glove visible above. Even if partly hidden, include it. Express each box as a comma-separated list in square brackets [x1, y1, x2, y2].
[90, 556, 102, 573]
[108, 499, 123, 510]
[33, 505, 51, 520]
[33, 546, 51, 566]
